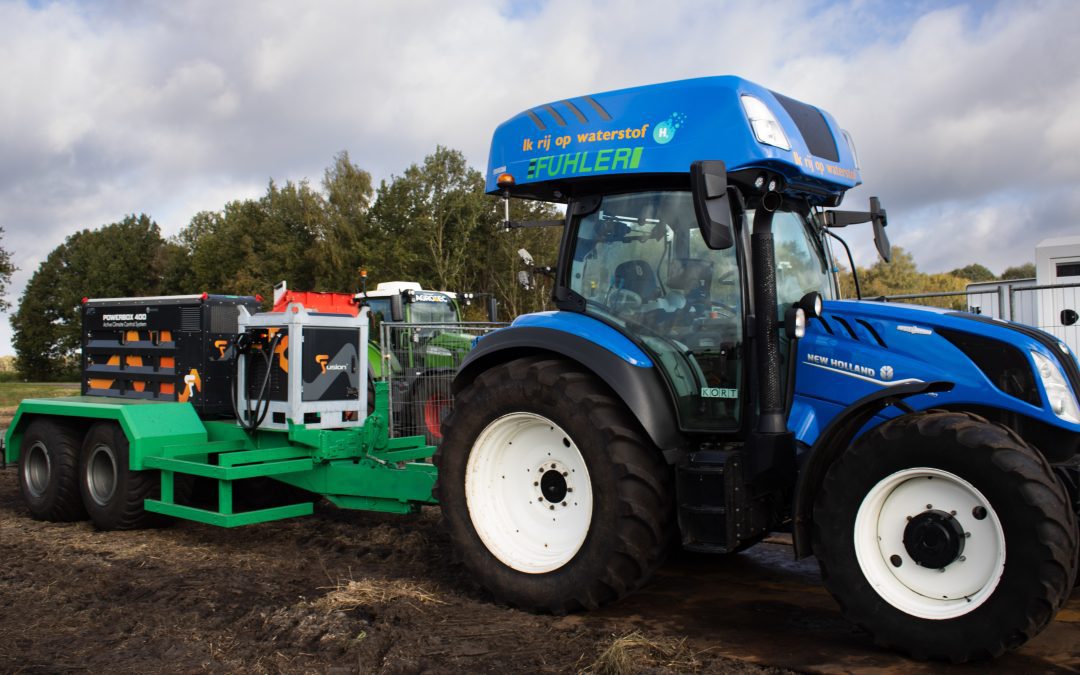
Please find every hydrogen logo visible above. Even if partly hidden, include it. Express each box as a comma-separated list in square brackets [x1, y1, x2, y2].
[879, 365, 894, 381]
[652, 112, 686, 145]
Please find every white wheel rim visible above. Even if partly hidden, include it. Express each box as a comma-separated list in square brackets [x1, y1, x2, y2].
[465, 412, 593, 574]
[854, 467, 1005, 620]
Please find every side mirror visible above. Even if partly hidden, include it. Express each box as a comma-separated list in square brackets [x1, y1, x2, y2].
[690, 160, 735, 250]
[823, 196, 891, 263]
[518, 248, 534, 267]
[517, 270, 533, 291]
[390, 294, 404, 322]
[870, 196, 891, 263]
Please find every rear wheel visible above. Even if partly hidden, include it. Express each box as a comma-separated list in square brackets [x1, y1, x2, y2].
[435, 356, 673, 612]
[813, 411, 1077, 662]
[18, 418, 87, 521]
[79, 422, 162, 530]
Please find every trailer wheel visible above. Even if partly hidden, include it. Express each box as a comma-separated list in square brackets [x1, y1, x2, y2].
[79, 422, 162, 530]
[435, 356, 673, 613]
[18, 418, 87, 521]
[813, 411, 1078, 662]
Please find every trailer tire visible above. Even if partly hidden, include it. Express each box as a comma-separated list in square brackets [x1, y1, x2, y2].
[813, 411, 1077, 662]
[435, 356, 673, 613]
[18, 418, 87, 522]
[79, 422, 162, 530]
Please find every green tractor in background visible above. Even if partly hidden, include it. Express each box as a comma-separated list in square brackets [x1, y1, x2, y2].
[273, 280, 499, 443]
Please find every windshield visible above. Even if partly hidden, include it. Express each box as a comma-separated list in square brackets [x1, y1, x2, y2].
[568, 191, 744, 430]
[409, 294, 459, 323]
[766, 209, 836, 308]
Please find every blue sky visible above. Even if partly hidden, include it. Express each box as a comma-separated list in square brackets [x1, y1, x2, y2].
[0, 0, 1078, 356]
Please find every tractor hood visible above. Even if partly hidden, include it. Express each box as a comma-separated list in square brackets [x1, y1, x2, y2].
[790, 299, 1080, 446]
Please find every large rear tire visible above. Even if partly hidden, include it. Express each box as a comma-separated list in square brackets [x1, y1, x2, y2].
[18, 418, 87, 522]
[435, 356, 673, 612]
[79, 422, 163, 530]
[813, 411, 1077, 662]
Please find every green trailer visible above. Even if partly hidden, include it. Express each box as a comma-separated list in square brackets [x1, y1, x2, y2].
[4, 293, 437, 531]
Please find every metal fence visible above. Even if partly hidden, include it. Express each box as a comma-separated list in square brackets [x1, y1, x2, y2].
[879, 281, 1080, 350]
[378, 322, 507, 442]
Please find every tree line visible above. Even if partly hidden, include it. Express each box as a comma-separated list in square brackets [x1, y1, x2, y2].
[837, 249, 1037, 308]
[11, 147, 560, 380]
[3, 146, 1045, 380]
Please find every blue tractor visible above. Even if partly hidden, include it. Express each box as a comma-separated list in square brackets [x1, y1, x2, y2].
[435, 76, 1079, 661]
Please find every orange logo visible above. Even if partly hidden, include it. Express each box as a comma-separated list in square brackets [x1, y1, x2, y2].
[315, 354, 329, 374]
[178, 369, 202, 402]
[214, 340, 228, 358]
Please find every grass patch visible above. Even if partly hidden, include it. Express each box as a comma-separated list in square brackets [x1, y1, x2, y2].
[0, 382, 80, 428]
[0, 382, 80, 408]
[314, 578, 445, 612]
[585, 631, 702, 675]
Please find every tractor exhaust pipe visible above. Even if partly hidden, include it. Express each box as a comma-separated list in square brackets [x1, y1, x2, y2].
[752, 190, 787, 435]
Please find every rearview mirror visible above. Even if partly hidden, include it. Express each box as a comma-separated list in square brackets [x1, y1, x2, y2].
[690, 160, 734, 250]
[823, 196, 890, 263]
[390, 294, 404, 322]
[870, 196, 890, 263]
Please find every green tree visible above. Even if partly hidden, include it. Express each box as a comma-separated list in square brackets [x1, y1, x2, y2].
[949, 263, 995, 282]
[0, 227, 15, 312]
[13, 215, 178, 380]
[837, 247, 968, 309]
[180, 180, 327, 302]
[370, 146, 488, 291]
[1001, 262, 1036, 280]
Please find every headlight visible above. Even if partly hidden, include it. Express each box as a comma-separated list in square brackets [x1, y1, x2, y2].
[741, 95, 791, 151]
[425, 345, 453, 357]
[841, 129, 860, 170]
[1031, 351, 1080, 423]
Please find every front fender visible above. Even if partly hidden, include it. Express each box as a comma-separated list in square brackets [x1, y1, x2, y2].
[790, 380, 954, 558]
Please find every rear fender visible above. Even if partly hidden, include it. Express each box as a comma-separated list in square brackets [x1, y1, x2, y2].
[455, 325, 686, 456]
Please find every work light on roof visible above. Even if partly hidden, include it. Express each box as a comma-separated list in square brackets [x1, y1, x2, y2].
[741, 95, 791, 151]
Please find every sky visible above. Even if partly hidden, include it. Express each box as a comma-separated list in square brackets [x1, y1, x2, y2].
[1, 0, 1078, 356]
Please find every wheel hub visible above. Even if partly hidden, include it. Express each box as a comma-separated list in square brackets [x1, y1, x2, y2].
[903, 509, 965, 568]
[87, 444, 118, 506]
[23, 441, 51, 497]
[540, 468, 568, 503]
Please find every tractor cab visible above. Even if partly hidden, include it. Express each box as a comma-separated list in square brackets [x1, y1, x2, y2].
[485, 75, 862, 435]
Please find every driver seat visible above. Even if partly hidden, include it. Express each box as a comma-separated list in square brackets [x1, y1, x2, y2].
[612, 259, 661, 300]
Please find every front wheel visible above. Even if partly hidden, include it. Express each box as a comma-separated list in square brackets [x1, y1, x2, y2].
[435, 356, 673, 612]
[813, 411, 1077, 662]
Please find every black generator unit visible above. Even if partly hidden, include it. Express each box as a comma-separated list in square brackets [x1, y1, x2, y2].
[82, 294, 261, 417]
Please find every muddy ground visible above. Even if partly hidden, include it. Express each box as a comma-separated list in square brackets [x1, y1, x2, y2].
[0, 466, 786, 674]
[1, 459, 1077, 673]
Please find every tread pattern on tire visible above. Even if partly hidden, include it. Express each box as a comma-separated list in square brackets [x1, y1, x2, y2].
[435, 355, 674, 614]
[19, 418, 87, 522]
[81, 422, 162, 530]
[813, 410, 1078, 662]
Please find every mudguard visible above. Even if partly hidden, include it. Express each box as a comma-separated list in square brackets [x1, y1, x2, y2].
[790, 380, 954, 559]
[454, 317, 686, 456]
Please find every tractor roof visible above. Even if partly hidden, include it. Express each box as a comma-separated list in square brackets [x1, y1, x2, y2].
[486, 75, 860, 204]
